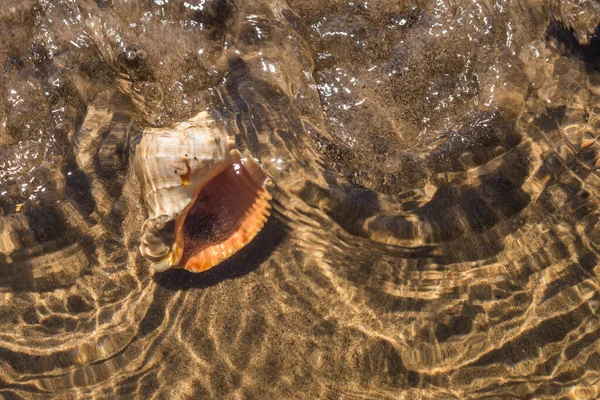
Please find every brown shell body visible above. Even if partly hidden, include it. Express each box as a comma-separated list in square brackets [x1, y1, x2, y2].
[135, 112, 271, 272]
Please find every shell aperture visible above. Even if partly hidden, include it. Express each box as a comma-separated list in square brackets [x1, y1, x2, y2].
[134, 112, 271, 273]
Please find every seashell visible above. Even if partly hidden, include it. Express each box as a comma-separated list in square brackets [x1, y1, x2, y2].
[134, 111, 271, 273]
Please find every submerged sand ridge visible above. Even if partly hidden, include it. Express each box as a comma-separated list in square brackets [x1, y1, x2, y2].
[0, 0, 599, 398]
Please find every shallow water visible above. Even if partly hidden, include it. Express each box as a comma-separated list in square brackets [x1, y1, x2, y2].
[1, 0, 600, 398]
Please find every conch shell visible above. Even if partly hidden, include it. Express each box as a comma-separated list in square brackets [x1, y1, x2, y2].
[135, 111, 271, 273]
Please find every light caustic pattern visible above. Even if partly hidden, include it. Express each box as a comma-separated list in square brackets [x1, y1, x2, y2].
[0, 0, 600, 399]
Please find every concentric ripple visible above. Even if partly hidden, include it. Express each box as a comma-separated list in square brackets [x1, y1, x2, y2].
[0, 0, 599, 399]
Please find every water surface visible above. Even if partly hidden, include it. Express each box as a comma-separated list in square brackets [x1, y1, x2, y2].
[1, 0, 600, 398]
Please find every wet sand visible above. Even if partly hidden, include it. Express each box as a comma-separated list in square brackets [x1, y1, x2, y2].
[0, 0, 600, 398]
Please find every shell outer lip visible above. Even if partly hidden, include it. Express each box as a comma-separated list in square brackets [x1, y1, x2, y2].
[177, 152, 272, 273]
